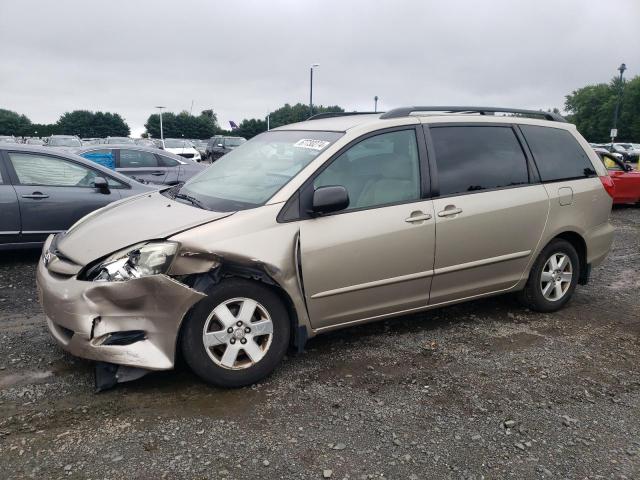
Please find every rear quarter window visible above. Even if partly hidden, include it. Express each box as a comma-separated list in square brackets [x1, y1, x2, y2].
[520, 125, 596, 182]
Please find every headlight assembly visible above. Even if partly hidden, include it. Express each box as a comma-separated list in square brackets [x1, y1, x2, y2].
[83, 241, 179, 282]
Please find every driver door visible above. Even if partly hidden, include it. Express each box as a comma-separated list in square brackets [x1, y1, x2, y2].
[6, 151, 120, 243]
[298, 128, 435, 329]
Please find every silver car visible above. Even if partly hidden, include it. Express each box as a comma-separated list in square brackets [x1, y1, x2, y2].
[36, 107, 615, 389]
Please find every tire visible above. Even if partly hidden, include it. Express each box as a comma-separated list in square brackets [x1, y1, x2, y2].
[517, 239, 580, 313]
[181, 278, 290, 388]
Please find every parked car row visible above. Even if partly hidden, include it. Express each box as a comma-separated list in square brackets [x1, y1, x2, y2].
[591, 142, 640, 163]
[74, 144, 205, 185]
[0, 145, 155, 249]
[205, 135, 246, 161]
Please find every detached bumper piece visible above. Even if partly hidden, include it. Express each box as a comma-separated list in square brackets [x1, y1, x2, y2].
[95, 362, 150, 392]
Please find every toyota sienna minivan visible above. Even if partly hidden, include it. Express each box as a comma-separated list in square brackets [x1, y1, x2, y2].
[37, 107, 615, 389]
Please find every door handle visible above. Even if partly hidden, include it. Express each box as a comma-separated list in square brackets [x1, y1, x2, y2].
[22, 193, 49, 199]
[151, 171, 164, 176]
[437, 206, 463, 217]
[405, 212, 432, 223]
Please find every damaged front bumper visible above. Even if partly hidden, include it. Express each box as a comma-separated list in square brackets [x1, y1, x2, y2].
[36, 250, 205, 371]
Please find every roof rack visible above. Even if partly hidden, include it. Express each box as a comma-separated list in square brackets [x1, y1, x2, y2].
[379, 106, 566, 122]
[307, 111, 380, 120]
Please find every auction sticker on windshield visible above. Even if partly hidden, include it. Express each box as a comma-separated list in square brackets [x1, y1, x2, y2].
[293, 139, 330, 151]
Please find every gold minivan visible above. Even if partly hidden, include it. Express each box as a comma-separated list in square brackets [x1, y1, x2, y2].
[37, 107, 615, 389]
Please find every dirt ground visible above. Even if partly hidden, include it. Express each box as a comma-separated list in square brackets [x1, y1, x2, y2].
[0, 207, 638, 480]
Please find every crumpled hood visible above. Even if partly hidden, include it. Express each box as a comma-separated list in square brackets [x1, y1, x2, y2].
[56, 191, 234, 266]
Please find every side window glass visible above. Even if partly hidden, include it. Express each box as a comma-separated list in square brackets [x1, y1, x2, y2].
[80, 149, 115, 170]
[158, 155, 179, 167]
[119, 149, 158, 168]
[9, 153, 98, 187]
[314, 129, 421, 210]
[520, 125, 596, 182]
[430, 126, 529, 196]
[601, 154, 622, 171]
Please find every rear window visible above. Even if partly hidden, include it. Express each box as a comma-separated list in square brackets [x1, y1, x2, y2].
[520, 125, 596, 182]
[430, 126, 529, 196]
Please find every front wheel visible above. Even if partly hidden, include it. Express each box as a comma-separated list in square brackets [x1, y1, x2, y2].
[518, 239, 580, 313]
[181, 279, 290, 387]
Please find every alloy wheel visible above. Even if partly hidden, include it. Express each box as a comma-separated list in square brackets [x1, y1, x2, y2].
[540, 252, 573, 302]
[202, 297, 274, 370]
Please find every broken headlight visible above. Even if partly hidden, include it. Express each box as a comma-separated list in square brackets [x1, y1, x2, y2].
[87, 241, 179, 282]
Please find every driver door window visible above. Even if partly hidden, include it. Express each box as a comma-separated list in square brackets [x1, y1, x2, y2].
[9, 153, 98, 187]
[119, 150, 158, 168]
[313, 129, 421, 211]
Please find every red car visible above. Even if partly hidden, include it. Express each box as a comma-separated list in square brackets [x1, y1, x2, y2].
[598, 152, 640, 205]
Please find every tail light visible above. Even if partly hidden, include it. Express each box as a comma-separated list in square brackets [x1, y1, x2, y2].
[599, 175, 616, 198]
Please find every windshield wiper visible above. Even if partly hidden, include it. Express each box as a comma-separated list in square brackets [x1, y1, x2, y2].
[174, 192, 206, 209]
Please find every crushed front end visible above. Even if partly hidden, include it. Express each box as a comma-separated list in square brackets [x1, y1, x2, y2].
[36, 235, 206, 387]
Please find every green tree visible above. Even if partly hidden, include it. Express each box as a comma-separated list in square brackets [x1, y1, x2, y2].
[226, 103, 345, 139]
[0, 108, 32, 136]
[233, 118, 268, 139]
[56, 110, 130, 137]
[268, 103, 344, 129]
[565, 75, 640, 142]
[145, 110, 217, 139]
[26, 123, 59, 137]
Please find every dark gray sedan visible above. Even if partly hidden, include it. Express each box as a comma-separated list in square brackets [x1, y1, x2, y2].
[75, 144, 206, 185]
[0, 145, 155, 250]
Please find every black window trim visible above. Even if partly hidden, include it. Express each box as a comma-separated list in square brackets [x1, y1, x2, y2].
[0, 151, 10, 185]
[424, 122, 540, 200]
[517, 124, 598, 184]
[277, 124, 431, 223]
[2, 149, 129, 189]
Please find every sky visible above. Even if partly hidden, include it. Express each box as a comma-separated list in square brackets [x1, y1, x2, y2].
[1, 0, 638, 137]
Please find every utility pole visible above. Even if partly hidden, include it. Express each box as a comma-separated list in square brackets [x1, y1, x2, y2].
[611, 63, 627, 144]
[155, 106, 165, 143]
[309, 64, 319, 117]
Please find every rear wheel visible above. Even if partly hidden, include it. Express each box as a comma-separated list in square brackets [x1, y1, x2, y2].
[181, 279, 290, 387]
[518, 239, 580, 313]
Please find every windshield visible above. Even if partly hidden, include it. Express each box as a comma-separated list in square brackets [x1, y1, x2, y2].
[225, 137, 246, 147]
[49, 137, 81, 147]
[106, 137, 135, 144]
[165, 139, 194, 148]
[174, 130, 343, 211]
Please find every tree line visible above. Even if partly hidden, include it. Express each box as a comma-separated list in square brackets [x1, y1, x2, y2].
[0, 109, 130, 138]
[564, 74, 639, 143]
[1, 76, 638, 141]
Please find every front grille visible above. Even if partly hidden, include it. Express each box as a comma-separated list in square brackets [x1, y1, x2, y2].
[178, 153, 194, 159]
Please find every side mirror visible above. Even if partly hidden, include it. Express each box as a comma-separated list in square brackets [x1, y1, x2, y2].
[93, 176, 110, 193]
[312, 185, 349, 215]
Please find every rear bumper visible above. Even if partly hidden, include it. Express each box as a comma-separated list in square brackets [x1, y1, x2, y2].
[36, 248, 205, 370]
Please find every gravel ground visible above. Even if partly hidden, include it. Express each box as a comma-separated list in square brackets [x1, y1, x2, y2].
[0, 207, 638, 480]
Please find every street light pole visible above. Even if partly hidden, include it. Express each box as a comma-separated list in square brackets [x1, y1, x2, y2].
[611, 63, 627, 144]
[374, 96, 379, 113]
[309, 63, 319, 117]
[155, 106, 165, 144]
